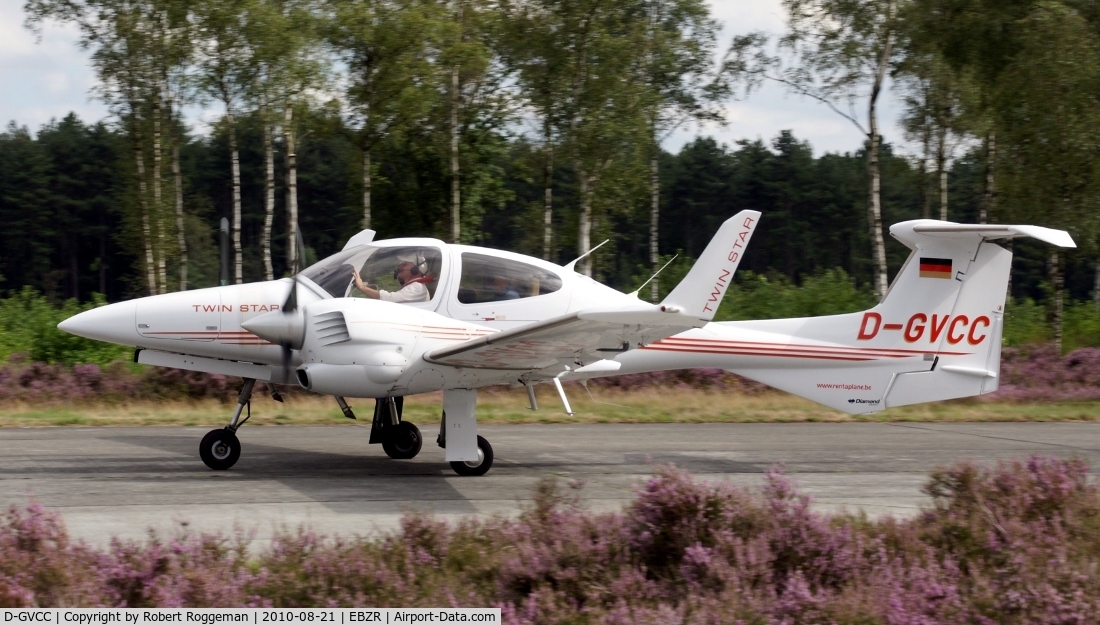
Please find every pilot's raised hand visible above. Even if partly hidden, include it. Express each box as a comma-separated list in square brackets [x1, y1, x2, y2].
[353, 271, 379, 299]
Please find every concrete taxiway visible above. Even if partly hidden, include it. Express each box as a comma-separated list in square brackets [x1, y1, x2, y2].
[0, 422, 1096, 546]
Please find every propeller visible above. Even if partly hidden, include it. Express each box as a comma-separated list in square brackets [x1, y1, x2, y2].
[279, 276, 302, 380]
[241, 276, 307, 386]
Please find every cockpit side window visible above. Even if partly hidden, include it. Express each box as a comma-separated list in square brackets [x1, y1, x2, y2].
[299, 245, 443, 300]
[457, 253, 562, 304]
[353, 247, 443, 299]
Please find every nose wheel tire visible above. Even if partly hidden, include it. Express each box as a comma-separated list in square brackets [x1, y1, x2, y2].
[450, 436, 493, 476]
[199, 428, 241, 470]
[382, 421, 423, 460]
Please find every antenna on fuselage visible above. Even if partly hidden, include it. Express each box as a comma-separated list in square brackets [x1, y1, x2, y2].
[628, 254, 678, 299]
[564, 239, 610, 273]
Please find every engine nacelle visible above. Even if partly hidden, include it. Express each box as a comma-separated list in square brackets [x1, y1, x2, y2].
[295, 363, 397, 397]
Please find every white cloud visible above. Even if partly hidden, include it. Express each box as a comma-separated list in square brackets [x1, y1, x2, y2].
[44, 72, 69, 93]
[0, 0, 107, 133]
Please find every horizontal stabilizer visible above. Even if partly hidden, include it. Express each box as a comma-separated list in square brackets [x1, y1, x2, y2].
[895, 222, 1075, 248]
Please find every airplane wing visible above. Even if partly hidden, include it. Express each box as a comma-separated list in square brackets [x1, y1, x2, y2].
[424, 209, 762, 373]
[423, 306, 703, 371]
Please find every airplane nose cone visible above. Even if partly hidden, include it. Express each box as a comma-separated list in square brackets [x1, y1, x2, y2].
[58, 300, 139, 346]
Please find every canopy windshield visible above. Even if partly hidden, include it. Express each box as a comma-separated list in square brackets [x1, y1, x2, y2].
[299, 244, 444, 300]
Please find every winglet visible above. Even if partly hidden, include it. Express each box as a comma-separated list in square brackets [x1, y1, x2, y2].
[660, 210, 761, 320]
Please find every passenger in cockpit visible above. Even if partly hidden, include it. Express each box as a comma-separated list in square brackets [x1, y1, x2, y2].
[490, 275, 520, 300]
[353, 256, 431, 303]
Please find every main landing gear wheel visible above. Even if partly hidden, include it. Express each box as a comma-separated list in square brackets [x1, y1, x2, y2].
[382, 421, 423, 460]
[450, 435, 493, 477]
[199, 428, 241, 470]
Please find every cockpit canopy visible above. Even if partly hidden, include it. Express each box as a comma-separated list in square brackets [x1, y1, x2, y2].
[300, 244, 444, 299]
[299, 241, 566, 311]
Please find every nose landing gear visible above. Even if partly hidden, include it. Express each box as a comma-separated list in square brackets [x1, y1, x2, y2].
[199, 378, 255, 470]
[199, 428, 241, 470]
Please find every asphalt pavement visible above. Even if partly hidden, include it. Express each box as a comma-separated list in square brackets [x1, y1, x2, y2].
[0, 422, 1096, 547]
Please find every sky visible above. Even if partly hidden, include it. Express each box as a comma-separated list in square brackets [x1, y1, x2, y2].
[0, 0, 911, 157]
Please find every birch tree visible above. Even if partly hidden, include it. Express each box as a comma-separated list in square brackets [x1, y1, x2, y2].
[194, 0, 255, 284]
[499, 0, 572, 260]
[248, 0, 324, 278]
[26, 0, 160, 294]
[897, 52, 970, 221]
[434, 0, 512, 244]
[633, 0, 725, 301]
[552, 0, 642, 277]
[147, 0, 192, 291]
[327, 0, 440, 232]
[995, 4, 1100, 352]
[738, 0, 901, 299]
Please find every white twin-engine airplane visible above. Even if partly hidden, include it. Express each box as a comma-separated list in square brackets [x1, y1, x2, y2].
[59, 211, 1074, 476]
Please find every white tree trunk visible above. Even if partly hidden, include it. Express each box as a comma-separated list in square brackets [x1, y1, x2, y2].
[1051, 251, 1063, 354]
[451, 64, 461, 244]
[867, 128, 888, 299]
[543, 138, 553, 261]
[362, 148, 371, 230]
[1093, 250, 1099, 309]
[228, 111, 243, 284]
[937, 125, 947, 221]
[919, 120, 931, 219]
[284, 105, 299, 273]
[649, 150, 660, 303]
[262, 100, 275, 281]
[981, 131, 995, 225]
[172, 141, 187, 291]
[919, 159, 930, 219]
[134, 126, 157, 295]
[153, 95, 166, 293]
[866, 1, 893, 301]
[576, 162, 592, 277]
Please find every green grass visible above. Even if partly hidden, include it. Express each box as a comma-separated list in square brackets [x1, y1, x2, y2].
[0, 387, 1095, 427]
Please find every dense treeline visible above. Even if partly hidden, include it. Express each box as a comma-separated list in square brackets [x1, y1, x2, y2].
[3, 116, 1093, 303]
[3, 0, 1099, 345]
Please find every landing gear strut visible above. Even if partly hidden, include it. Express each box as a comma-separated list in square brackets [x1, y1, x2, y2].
[369, 397, 423, 460]
[439, 389, 494, 476]
[199, 378, 254, 470]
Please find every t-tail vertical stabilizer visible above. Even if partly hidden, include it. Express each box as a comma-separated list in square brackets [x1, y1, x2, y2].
[718, 220, 1075, 414]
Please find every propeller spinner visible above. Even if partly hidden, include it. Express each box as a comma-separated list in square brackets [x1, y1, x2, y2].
[241, 278, 306, 379]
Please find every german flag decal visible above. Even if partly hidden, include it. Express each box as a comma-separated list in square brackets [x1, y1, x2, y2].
[919, 257, 952, 279]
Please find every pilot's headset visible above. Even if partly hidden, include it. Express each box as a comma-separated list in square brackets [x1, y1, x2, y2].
[393, 250, 430, 280]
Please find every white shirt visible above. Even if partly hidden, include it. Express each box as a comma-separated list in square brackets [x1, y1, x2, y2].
[378, 281, 430, 303]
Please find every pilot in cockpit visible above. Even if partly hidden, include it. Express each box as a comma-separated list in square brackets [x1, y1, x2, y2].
[352, 254, 431, 303]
